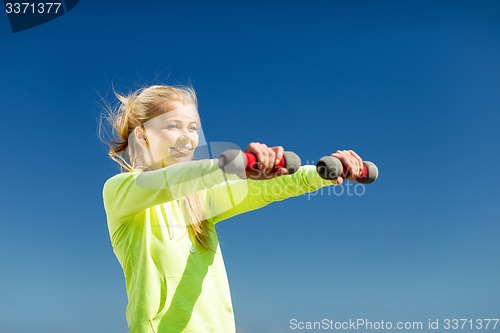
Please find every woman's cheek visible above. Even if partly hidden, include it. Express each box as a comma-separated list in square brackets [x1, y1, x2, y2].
[190, 132, 200, 145]
[161, 131, 178, 145]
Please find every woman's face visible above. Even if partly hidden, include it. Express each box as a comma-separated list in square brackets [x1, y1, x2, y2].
[142, 102, 200, 168]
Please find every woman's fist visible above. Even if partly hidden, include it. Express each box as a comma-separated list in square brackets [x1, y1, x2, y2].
[244, 142, 288, 180]
[330, 150, 364, 184]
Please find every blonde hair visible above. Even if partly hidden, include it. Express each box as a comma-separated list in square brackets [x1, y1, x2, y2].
[102, 84, 214, 251]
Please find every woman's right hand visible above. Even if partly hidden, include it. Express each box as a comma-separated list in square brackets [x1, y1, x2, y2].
[243, 142, 288, 180]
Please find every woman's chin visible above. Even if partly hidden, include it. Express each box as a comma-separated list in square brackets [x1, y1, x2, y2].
[173, 155, 193, 163]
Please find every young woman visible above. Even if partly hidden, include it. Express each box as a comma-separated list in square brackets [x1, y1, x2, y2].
[102, 85, 365, 333]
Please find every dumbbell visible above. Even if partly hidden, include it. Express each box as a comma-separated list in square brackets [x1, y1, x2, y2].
[219, 149, 301, 175]
[316, 156, 378, 184]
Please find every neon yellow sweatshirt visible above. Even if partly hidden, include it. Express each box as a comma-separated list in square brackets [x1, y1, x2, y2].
[102, 159, 334, 333]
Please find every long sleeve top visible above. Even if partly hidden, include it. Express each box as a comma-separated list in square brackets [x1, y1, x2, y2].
[102, 159, 334, 333]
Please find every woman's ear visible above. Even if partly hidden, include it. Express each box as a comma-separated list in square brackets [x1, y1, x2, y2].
[134, 127, 150, 148]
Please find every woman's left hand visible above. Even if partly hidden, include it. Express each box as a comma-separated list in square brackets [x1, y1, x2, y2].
[330, 150, 364, 185]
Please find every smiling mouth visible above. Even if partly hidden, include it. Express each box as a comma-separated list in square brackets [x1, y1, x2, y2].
[171, 147, 194, 154]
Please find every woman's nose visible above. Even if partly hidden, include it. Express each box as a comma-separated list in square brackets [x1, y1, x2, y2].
[177, 134, 190, 143]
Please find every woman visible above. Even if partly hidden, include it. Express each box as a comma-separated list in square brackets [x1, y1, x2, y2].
[102, 84, 364, 333]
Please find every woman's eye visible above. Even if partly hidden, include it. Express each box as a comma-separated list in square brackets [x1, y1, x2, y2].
[164, 124, 198, 131]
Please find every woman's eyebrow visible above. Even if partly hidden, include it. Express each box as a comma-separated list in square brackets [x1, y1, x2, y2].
[164, 119, 183, 123]
[164, 119, 198, 125]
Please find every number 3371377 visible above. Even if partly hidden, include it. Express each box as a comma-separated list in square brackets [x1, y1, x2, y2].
[5, 3, 62, 14]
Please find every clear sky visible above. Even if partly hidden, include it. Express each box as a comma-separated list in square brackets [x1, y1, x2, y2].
[1, 1, 499, 332]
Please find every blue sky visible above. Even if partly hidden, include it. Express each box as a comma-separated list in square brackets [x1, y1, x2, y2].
[1, 1, 499, 332]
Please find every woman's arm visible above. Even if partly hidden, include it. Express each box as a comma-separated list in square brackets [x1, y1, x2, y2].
[205, 145, 365, 224]
[103, 158, 240, 219]
[206, 165, 334, 224]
